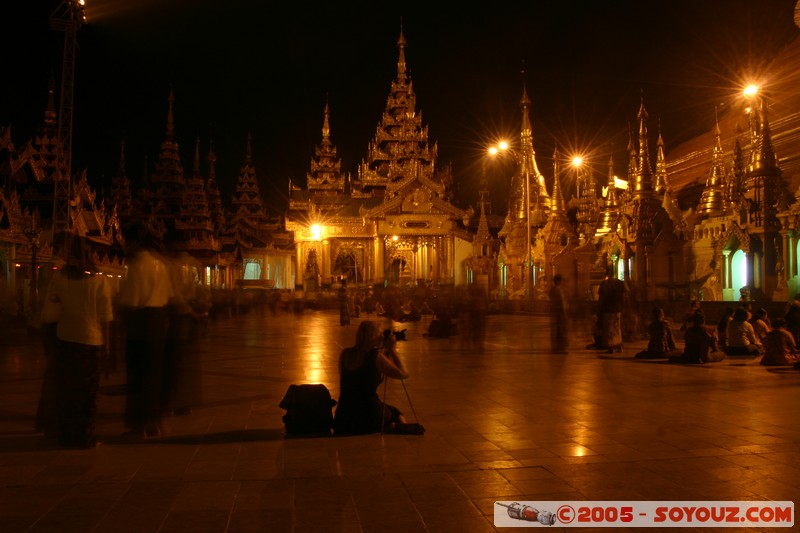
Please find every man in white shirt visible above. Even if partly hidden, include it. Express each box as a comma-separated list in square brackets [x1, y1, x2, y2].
[117, 224, 173, 437]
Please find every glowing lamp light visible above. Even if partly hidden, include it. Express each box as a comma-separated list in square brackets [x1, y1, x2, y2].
[310, 224, 322, 241]
[572, 156, 584, 168]
[613, 176, 628, 190]
[743, 84, 759, 99]
[497, 141, 509, 151]
[392, 235, 399, 242]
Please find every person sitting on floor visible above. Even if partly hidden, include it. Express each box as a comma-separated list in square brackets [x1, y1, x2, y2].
[635, 307, 680, 359]
[749, 307, 771, 342]
[717, 306, 735, 352]
[725, 306, 764, 356]
[670, 313, 725, 364]
[760, 318, 800, 366]
[333, 320, 408, 435]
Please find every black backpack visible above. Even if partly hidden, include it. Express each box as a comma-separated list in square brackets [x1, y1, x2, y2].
[278, 384, 336, 436]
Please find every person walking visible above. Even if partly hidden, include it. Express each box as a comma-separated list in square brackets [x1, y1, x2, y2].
[548, 274, 568, 353]
[597, 266, 627, 353]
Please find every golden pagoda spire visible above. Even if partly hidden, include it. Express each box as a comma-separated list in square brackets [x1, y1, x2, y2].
[633, 94, 654, 196]
[550, 144, 566, 214]
[697, 109, 728, 218]
[208, 139, 216, 181]
[322, 94, 331, 142]
[654, 121, 670, 195]
[750, 96, 778, 174]
[517, 73, 549, 222]
[596, 156, 619, 235]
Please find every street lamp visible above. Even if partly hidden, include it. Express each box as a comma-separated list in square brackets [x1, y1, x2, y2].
[489, 141, 533, 298]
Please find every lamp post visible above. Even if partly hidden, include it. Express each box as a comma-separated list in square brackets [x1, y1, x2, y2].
[489, 141, 533, 298]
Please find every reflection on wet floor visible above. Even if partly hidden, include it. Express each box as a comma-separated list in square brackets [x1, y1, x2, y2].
[1, 309, 798, 532]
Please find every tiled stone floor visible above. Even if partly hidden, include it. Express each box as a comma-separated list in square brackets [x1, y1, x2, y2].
[1, 309, 798, 532]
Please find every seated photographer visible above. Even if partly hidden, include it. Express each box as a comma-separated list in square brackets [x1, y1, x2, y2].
[669, 313, 725, 364]
[333, 320, 409, 435]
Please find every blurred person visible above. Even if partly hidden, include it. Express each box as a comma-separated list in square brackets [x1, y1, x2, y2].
[681, 299, 702, 332]
[163, 249, 207, 416]
[725, 307, 764, 356]
[338, 280, 351, 325]
[117, 223, 172, 437]
[333, 320, 408, 435]
[597, 265, 627, 353]
[35, 232, 69, 438]
[760, 318, 799, 366]
[548, 274, 568, 353]
[44, 234, 113, 448]
[784, 298, 800, 345]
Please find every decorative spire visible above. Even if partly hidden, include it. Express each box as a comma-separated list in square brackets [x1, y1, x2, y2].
[208, 139, 217, 181]
[596, 156, 620, 235]
[322, 94, 331, 142]
[517, 74, 549, 223]
[193, 136, 201, 176]
[396, 21, 407, 83]
[749, 96, 778, 174]
[633, 95, 654, 196]
[654, 121, 670, 195]
[550, 144, 566, 214]
[697, 109, 728, 218]
[166, 88, 175, 141]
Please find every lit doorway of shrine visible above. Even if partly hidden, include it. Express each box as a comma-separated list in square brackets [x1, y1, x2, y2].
[730, 249, 747, 300]
[388, 257, 407, 285]
[334, 251, 360, 284]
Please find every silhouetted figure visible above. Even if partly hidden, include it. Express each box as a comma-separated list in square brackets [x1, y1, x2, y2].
[635, 307, 679, 359]
[333, 320, 408, 434]
[785, 299, 800, 345]
[45, 234, 113, 448]
[750, 307, 771, 342]
[597, 267, 627, 353]
[760, 318, 799, 366]
[670, 312, 724, 364]
[117, 224, 172, 437]
[548, 274, 568, 353]
[338, 281, 351, 325]
[163, 250, 207, 416]
[717, 306, 735, 351]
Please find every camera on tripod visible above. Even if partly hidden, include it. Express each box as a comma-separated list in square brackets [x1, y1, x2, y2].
[383, 329, 408, 342]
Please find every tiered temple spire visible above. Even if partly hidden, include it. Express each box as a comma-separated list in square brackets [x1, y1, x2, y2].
[696, 111, 729, 218]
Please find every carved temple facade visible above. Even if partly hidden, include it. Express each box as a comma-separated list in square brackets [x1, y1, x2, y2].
[4, 20, 800, 311]
[285, 29, 474, 291]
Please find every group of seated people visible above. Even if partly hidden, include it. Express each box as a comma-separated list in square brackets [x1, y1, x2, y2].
[634, 303, 800, 367]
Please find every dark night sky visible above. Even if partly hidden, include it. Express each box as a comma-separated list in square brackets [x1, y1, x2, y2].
[2, 1, 798, 213]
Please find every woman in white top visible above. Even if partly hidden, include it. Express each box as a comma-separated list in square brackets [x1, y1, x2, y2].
[725, 307, 764, 356]
[46, 234, 113, 448]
